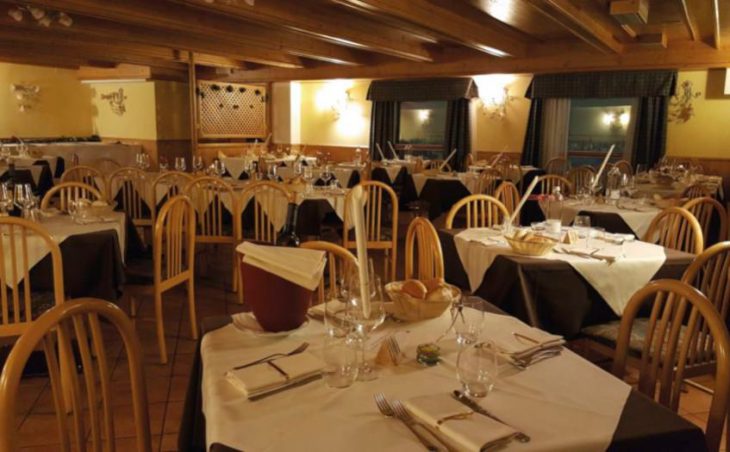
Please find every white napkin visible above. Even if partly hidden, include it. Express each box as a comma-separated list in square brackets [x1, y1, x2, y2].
[404, 394, 517, 452]
[226, 352, 323, 399]
[236, 242, 326, 291]
[482, 314, 564, 360]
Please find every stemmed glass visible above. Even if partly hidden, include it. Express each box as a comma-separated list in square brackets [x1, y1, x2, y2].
[321, 165, 333, 187]
[267, 164, 278, 181]
[303, 166, 314, 193]
[174, 157, 186, 173]
[192, 156, 204, 173]
[212, 159, 226, 178]
[451, 296, 485, 347]
[13, 184, 33, 219]
[346, 262, 386, 381]
[159, 156, 169, 172]
[0, 184, 13, 216]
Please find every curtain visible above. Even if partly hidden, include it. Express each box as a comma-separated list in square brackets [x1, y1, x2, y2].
[367, 78, 478, 101]
[526, 70, 677, 99]
[520, 99, 543, 166]
[632, 96, 669, 168]
[444, 98, 471, 171]
[540, 98, 571, 167]
[369, 101, 399, 161]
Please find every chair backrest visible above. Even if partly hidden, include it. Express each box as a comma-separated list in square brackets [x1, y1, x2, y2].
[92, 158, 122, 174]
[445, 194, 510, 229]
[537, 175, 573, 197]
[108, 167, 150, 222]
[151, 171, 194, 223]
[683, 196, 728, 246]
[0, 217, 65, 338]
[0, 298, 152, 452]
[545, 157, 569, 175]
[495, 181, 521, 224]
[343, 180, 399, 246]
[643, 206, 704, 254]
[154, 195, 196, 286]
[567, 166, 595, 191]
[404, 216, 444, 281]
[61, 165, 104, 196]
[612, 160, 633, 175]
[682, 184, 715, 199]
[477, 168, 502, 196]
[300, 241, 358, 304]
[499, 163, 523, 186]
[611, 279, 730, 452]
[40, 181, 103, 212]
[239, 181, 292, 244]
[184, 176, 239, 241]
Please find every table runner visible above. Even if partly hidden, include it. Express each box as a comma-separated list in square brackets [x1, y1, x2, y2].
[201, 309, 631, 451]
[543, 200, 660, 238]
[453, 229, 666, 315]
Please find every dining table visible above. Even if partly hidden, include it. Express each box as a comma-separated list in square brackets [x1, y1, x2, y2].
[0, 164, 55, 196]
[438, 228, 695, 338]
[540, 198, 661, 238]
[179, 298, 706, 452]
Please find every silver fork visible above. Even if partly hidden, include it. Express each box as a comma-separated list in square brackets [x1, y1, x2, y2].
[232, 342, 309, 370]
[392, 400, 452, 451]
[374, 393, 439, 451]
[511, 348, 562, 370]
[385, 335, 402, 364]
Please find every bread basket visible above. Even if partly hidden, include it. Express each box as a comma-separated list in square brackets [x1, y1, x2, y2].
[385, 281, 459, 321]
[504, 235, 556, 256]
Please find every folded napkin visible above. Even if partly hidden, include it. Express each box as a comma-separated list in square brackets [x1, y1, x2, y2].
[404, 394, 516, 452]
[307, 299, 347, 321]
[226, 352, 324, 399]
[484, 315, 564, 361]
[236, 242, 326, 291]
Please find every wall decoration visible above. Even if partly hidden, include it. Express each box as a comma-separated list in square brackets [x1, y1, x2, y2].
[669, 80, 702, 124]
[197, 81, 268, 138]
[7, 5, 72, 27]
[101, 88, 128, 116]
[9, 83, 40, 113]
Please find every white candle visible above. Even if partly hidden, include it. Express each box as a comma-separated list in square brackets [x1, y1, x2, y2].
[387, 141, 399, 159]
[349, 185, 371, 317]
[375, 143, 387, 162]
[591, 144, 616, 190]
[490, 152, 503, 167]
[439, 148, 458, 171]
[509, 176, 540, 225]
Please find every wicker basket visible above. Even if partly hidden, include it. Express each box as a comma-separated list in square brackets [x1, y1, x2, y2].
[505, 236, 556, 256]
[385, 281, 459, 322]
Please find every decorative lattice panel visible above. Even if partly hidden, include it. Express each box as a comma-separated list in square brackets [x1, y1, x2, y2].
[197, 81, 268, 138]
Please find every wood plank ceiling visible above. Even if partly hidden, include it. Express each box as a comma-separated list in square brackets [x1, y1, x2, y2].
[0, 0, 728, 82]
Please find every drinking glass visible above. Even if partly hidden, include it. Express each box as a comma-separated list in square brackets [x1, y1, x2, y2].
[574, 215, 592, 247]
[192, 156, 204, 173]
[321, 165, 333, 187]
[451, 296, 485, 347]
[174, 157, 186, 173]
[14, 184, 33, 219]
[322, 335, 358, 388]
[267, 164, 278, 181]
[140, 153, 151, 171]
[303, 166, 314, 193]
[457, 341, 499, 398]
[212, 159, 226, 178]
[0, 184, 13, 216]
[346, 263, 386, 381]
[159, 156, 169, 172]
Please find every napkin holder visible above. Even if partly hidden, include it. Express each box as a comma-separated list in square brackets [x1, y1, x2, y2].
[238, 243, 314, 332]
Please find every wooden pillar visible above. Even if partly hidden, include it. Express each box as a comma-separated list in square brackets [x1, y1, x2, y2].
[188, 51, 199, 158]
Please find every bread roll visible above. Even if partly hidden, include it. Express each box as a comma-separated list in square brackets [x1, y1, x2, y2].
[423, 277, 445, 292]
[401, 279, 428, 299]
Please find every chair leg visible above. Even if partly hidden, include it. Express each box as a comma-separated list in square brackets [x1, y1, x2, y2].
[129, 294, 137, 318]
[154, 290, 167, 365]
[237, 267, 245, 305]
[231, 254, 238, 293]
[188, 278, 199, 340]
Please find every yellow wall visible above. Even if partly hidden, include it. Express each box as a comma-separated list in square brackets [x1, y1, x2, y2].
[666, 70, 730, 159]
[297, 79, 371, 147]
[0, 63, 93, 137]
[472, 74, 533, 153]
[90, 81, 157, 140]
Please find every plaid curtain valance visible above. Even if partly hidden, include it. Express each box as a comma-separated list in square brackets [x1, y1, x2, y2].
[525, 70, 677, 99]
[367, 77, 479, 102]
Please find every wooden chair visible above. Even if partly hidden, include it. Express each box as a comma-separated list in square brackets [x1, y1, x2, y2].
[300, 241, 357, 304]
[683, 197, 728, 247]
[239, 181, 292, 244]
[151, 171, 194, 227]
[0, 299, 152, 452]
[92, 157, 122, 174]
[108, 167, 153, 231]
[445, 194, 510, 229]
[643, 206, 704, 254]
[495, 181, 521, 225]
[611, 279, 730, 452]
[126, 195, 197, 364]
[477, 168, 501, 196]
[61, 165, 105, 197]
[404, 216, 444, 281]
[545, 157, 569, 175]
[612, 160, 633, 175]
[465, 153, 474, 167]
[567, 166, 595, 191]
[682, 184, 715, 200]
[40, 181, 103, 212]
[343, 181, 399, 282]
[537, 174, 573, 197]
[0, 217, 65, 338]
[184, 176, 240, 294]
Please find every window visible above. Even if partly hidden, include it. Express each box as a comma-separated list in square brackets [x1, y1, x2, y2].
[567, 98, 635, 167]
[398, 101, 447, 158]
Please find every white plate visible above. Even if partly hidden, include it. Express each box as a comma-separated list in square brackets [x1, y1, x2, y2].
[231, 312, 309, 337]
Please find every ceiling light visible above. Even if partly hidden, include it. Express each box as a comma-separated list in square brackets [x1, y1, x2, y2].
[8, 7, 23, 22]
[37, 16, 52, 27]
[58, 12, 72, 27]
[28, 6, 45, 20]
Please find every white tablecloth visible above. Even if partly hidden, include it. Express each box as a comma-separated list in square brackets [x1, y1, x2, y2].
[27, 142, 140, 168]
[544, 200, 660, 238]
[411, 173, 480, 197]
[201, 308, 631, 451]
[454, 229, 666, 315]
[221, 155, 318, 180]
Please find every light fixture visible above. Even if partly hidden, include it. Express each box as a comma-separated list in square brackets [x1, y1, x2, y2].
[417, 109, 430, 123]
[473, 74, 516, 120]
[602, 109, 630, 131]
[316, 79, 354, 120]
[10, 83, 40, 113]
[6, 5, 72, 27]
[8, 7, 23, 21]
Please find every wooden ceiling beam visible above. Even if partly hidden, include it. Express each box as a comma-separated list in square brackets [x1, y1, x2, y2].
[172, 0, 433, 62]
[529, 0, 626, 54]
[77, 64, 153, 81]
[676, 0, 700, 41]
[18, 0, 369, 65]
[712, 0, 721, 49]
[334, 0, 528, 57]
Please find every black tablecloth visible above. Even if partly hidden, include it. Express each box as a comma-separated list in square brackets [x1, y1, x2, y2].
[179, 307, 706, 452]
[0, 165, 54, 197]
[401, 176, 471, 219]
[439, 229, 695, 338]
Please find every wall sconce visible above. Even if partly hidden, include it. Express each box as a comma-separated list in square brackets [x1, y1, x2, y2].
[10, 83, 40, 113]
[101, 88, 128, 116]
[417, 109, 431, 123]
[602, 109, 630, 132]
[7, 6, 73, 27]
[473, 74, 516, 120]
[316, 79, 355, 120]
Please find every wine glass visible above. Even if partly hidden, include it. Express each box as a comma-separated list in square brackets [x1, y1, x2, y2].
[267, 164, 278, 181]
[0, 184, 13, 216]
[174, 157, 186, 173]
[457, 341, 499, 398]
[13, 184, 33, 219]
[451, 296, 485, 347]
[303, 166, 314, 193]
[321, 165, 333, 187]
[159, 156, 169, 172]
[346, 263, 386, 381]
[192, 156, 204, 173]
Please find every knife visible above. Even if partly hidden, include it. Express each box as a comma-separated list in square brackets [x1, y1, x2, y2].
[451, 390, 530, 443]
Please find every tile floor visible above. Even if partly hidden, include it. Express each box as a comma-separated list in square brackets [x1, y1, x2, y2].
[9, 242, 727, 451]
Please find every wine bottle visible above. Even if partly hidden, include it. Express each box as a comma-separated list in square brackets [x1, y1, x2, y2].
[276, 202, 300, 247]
